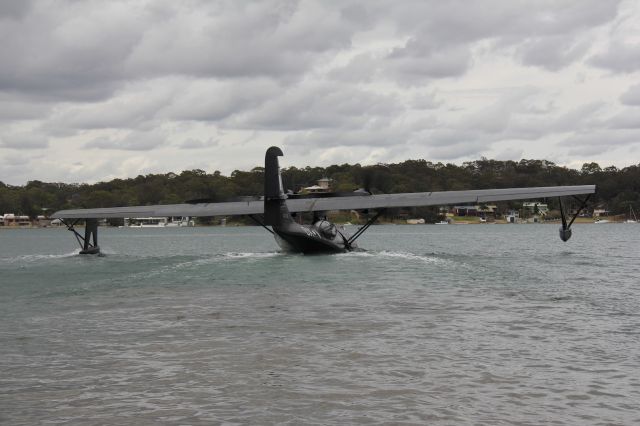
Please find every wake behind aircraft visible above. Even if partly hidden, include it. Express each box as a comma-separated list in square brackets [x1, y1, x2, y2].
[52, 147, 595, 255]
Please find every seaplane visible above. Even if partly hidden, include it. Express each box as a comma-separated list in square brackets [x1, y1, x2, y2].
[52, 147, 595, 255]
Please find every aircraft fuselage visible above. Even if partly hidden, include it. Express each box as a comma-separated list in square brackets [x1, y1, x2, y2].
[264, 146, 355, 254]
[272, 219, 353, 254]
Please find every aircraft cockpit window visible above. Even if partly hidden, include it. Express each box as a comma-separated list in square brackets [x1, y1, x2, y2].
[316, 220, 337, 239]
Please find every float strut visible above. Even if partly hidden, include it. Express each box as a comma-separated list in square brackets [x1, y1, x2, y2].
[558, 194, 591, 242]
[82, 219, 99, 254]
[348, 209, 384, 246]
[249, 215, 275, 235]
[61, 218, 100, 254]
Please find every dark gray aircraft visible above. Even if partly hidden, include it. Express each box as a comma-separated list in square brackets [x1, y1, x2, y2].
[53, 146, 595, 255]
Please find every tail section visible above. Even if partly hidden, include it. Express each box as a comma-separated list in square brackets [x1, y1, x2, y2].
[264, 146, 291, 226]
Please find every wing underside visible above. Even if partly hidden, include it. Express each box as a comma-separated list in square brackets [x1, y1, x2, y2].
[286, 185, 596, 212]
[51, 201, 264, 219]
[52, 185, 595, 219]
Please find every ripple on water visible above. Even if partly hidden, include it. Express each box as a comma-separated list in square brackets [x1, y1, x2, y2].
[1, 225, 639, 424]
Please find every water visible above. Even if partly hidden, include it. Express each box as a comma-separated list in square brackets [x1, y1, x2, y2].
[1, 224, 639, 425]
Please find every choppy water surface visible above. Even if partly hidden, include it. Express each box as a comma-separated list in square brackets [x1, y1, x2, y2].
[1, 224, 639, 425]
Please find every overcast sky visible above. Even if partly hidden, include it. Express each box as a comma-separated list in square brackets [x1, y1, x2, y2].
[1, 0, 639, 185]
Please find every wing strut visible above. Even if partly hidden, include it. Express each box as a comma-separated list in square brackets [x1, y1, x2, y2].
[249, 215, 275, 235]
[347, 209, 385, 246]
[558, 194, 591, 242]
[61, 218, 101, 254]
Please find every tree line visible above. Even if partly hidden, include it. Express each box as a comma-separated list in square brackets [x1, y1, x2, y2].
[1, 158, 638, 221]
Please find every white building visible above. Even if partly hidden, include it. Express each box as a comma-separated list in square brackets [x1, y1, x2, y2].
[505, 210, 520, 223]
[303, 178, 332, 193]
[1, 214, 31, 226]
[522, 202, 549, 216]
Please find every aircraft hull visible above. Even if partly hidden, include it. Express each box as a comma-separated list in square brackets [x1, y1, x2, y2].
[273, 226, 347, 254]
[79, 247, 101, 255]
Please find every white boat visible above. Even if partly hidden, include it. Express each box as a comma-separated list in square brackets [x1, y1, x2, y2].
[594, 218, 609, 224]
[435, 220, 449, 225]
[165, 216, 195, 227]
[124, 217, 168, 227]
[624, 206, 638, 223]
[122, 216, 195, 227]
[407, 218, 425, 224]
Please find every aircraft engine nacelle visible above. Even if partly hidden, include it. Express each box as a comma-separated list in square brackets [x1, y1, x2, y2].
[559, 227, 572, 242]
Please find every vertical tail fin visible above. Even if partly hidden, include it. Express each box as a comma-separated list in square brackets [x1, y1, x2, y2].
[264, 146, 289, 226]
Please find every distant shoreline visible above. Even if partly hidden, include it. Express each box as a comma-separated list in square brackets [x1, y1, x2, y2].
[0, 216, 630, 230]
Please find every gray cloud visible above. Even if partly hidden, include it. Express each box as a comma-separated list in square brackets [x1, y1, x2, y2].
[283, 121, 411, 149]
[0, 0, 638, 184]
[0, 96, 52, 121]
[374, 0, 619, 45]
[493, 146, 525, 161]
[429, 141, 491, 161]
[620, 84, 640, 106]
[84, 130, 166, 151]
[519, 36, 591, 71]
[0, 1, 33, 21]
[605, 110, 640, 129]
[50, 89, 169, 132]
[385, 38, 472, 81]
[549, 103, 605, 133]
[161, 78, 281, 122]
[0, 2, 139, 101]
[179, 137, 219, 149]
[1, 0, 621, 104]
[563, 129, 640, 157]
[0, 1, 362, 103]
[409, 93, 442, 110]
[0, 132, 49, 149]
[328, 54, 381, 84]
[232, 82, 402, 131]
[43, 77, 282, 139]
[590, 42, 640, 73]
[1, 153, 31, 167]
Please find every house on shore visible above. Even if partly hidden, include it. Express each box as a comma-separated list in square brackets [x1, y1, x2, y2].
[452, 205, 497, 218]
[1, 214, 31, 226]
[522, 202, 549, 216]
[303, 177, 332, 194]
[505, 210, 520, 223]
[593, 208, 611, 217]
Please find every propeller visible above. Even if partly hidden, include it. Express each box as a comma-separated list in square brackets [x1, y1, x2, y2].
[357, 168, 375, 194]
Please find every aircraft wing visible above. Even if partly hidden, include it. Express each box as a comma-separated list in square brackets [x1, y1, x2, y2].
[51, 185, 595, 219]
[286, 185, 596, 212]
[51, 200, 264, 219]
